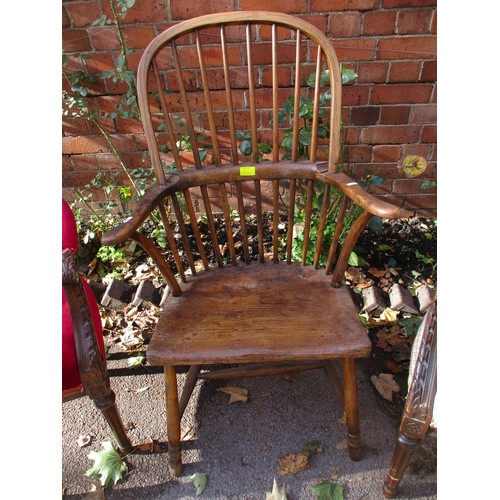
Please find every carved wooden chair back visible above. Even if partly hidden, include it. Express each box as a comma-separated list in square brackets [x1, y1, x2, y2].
[103, 11, 413, 476]
[383, 302, 437, 498]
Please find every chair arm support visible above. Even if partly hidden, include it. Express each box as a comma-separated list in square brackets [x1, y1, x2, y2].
[62, 249, 111, 401]
[317, 171, 414, 220]
[101, 183, 172, 246]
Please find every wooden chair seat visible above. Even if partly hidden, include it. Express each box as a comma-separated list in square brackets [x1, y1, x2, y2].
[148, 262, 370, 366]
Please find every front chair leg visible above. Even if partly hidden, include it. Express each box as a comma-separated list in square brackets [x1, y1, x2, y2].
[383, 432, 419, 498]
[343, 358, 362, 461]
[93, 390, 133, 454]
[165, 365, 183, 476]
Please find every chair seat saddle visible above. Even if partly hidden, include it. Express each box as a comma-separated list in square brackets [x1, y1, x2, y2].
[148, 262, 371, 366]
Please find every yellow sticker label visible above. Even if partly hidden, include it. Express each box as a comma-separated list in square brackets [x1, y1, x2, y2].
[239, 166, 256, 176]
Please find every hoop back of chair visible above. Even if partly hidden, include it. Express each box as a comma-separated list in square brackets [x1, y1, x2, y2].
[137, 11, 343, 184]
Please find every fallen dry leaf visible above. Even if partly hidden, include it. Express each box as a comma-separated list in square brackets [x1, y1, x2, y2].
[345, 266, 362, 282]
[137, 438, 154, 452]
[77, 434, 92, 448]
[371, 373, 400, 401]
[368, 267, 386, 278]
[265, 478, 288, 500]
[217, 386, 249, 403]
[335, 438, 348, 450]
[276, 451, 310, 476]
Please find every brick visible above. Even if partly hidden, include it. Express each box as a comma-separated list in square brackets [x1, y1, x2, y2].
[421, 125, 436, 143]
[420, 60, 437, 81]
[132, 280, 162, 307]
[101, 0, 167, 24]
[388, 61, 421, 82]
[63, 117, 91, 136]
[296, 15, 328, 33]
[409, 104, 437, 124]
[89, 26, 120, 50]
[311, 0, 378, 11]
[397, 9, 434, 34]
[63, 170, 102, 188]
[64, 1, 101, 27]
[350, 106, 380, 125]
[70, 154, 99, 171]
[62, 156, 73, 172]
[416, 284, 436, 313]
[361, 125, 421, 144]
[332, 38, 377, 61]
[62, 5, 71, 29]
[389, 283, 419, 314]
[370, 84, 433, 104]
[405, 193, 437, 210]
[63, 29, 92, 52]
[357, 61, 388, 83]
[101, 279, 136, 310]
[344, 145, 373, 163]
[240, 0, 308, 13]
[383, 0, 436, 7]
[402, 143, 432, 158]
[362, 285, 388, 314]
[343, 126, 360, 145]
[327, 12, 362, 38]
[393, 178, 421, 194]
[342, 86, 370, 106]
[377, 36, 437, 60]
[122, 26, 156, 49]
[362, 11, 397, 35]
[373, 145, 401, 162]
[63, 135, 107, 154]
[380, 105, 410, 124]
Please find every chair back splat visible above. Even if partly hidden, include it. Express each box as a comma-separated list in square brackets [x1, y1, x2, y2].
[102, 12, 413, 477]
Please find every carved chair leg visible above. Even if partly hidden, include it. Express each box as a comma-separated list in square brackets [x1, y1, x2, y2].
[383, 432, 420, 498]
[343, 358, 362, 461]
[93, 390, 133, 454]
[165, 365, 183, 476]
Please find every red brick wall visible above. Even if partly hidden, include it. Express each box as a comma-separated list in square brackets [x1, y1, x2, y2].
[62, 0, 437, 218]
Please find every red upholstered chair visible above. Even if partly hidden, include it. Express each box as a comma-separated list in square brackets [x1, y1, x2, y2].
[62, 199, 132, 454]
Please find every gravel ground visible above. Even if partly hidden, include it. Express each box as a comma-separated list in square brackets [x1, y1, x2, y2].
[62, 355, 437, 499]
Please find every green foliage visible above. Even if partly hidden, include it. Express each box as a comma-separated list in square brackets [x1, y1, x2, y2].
[190, 472, 208, 496]
[236, 131, 272, 161]
[310, 480, 344, 500]
[85, 441, 128, 487]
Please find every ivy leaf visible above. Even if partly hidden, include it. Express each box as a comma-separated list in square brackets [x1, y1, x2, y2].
[340, 65, 358, 86]
[85, 441, 128, 487]
[348, 251, 358, 267]
[127, 354, 145, 368]
[190, 472, 207, 496]
[311, 480, 344, 500]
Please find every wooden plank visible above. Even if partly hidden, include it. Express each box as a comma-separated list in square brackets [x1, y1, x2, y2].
[147, 262, 371, 366]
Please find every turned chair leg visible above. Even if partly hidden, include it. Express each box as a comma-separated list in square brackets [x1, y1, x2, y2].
[343, 358, 362, 461]
[165, 365, 183, 476]
[92, 389, 132, 454]
[383, 432, 420, 498]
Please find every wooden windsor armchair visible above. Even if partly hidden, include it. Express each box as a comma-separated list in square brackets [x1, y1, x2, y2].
[102, 11, 413, 476]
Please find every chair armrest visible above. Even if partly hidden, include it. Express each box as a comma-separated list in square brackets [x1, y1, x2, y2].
[317, 171, 414, 220]
[101, 183, 171, 246]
